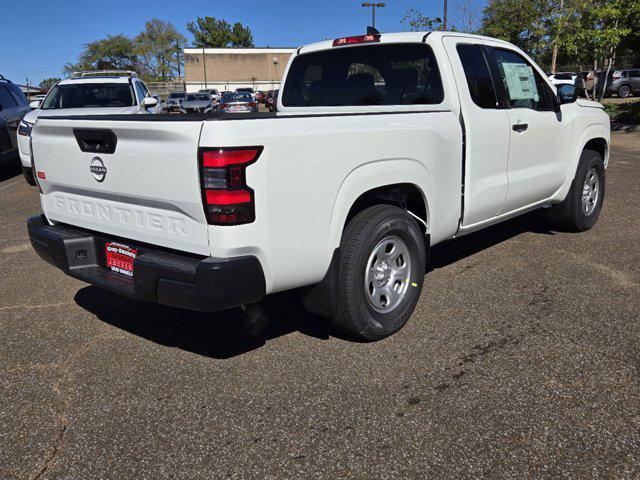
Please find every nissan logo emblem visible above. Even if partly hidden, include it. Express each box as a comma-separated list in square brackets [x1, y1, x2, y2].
[90, 157, 107, 182]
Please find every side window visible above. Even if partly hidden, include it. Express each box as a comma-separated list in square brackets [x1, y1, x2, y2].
[0, 86, 17, 109]
[7, 83, 28, 106]
[629, 70, 640, 78]
[456, 44, 498, 109]
[134, 82, 147, 103]
[492, 48, 553, 111]
[140, 82, 150, 97]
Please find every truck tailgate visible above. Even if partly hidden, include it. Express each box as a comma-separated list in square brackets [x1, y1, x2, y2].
[31, 118, 209, 256]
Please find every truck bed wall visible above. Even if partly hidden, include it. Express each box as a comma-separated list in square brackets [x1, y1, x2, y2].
[200, 112, 462, 294]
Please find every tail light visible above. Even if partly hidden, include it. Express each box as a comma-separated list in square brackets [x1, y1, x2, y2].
[219, 103, 228, 110]
[249, 102, 257, 108]
[199, 147, 262, 225]
[612, 74, 621, 79]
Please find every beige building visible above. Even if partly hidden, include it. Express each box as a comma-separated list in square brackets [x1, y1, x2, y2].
[183, 47, 296, 93]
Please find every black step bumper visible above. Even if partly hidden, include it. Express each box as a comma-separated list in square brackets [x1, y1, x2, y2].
[27, 215, 265, 312]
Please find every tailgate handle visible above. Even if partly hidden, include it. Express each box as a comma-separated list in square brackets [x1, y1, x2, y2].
[73, 129, 117, 154]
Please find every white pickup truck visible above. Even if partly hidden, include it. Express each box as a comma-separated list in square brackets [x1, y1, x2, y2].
[27, 32, 610, 341]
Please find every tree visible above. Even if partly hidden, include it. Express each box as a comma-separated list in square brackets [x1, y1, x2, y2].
[135, 19, 186, 81]
[187, 16, 254, 48]
[402, 1, 480, 33]
[66, 34, 138, 74]
[558, 0, 640, 99]
[402, 9, 443, 31]
[456, 0, 481, 33]
[39, 77, 61, 91]
[480, 0, 553, 56]
[231, 22, 254, 48]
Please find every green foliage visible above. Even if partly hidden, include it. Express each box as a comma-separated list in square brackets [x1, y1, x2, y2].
[604, 100, 640, 124]
[135, 19, 186, 81]
[39, 77, 60, 91]
[401, 9, 442, 31]
[186, 16, 254, 48]
[77, 34, 138, 71]
[480, 0, 552, 54]
[476, 0, 640, 73]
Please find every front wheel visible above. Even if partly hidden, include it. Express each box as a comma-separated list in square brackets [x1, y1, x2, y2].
[545, 149, 605, 232]
[331, 205, 426, 341]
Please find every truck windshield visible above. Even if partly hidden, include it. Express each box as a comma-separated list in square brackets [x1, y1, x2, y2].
[41, 83, 135, 109]
[282, 43, 444, 107]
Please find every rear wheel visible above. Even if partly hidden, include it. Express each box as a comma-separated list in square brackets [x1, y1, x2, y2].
[545, 149, 605, 232]
[617, 85, 632, 98]
[331, 205, 426, 341]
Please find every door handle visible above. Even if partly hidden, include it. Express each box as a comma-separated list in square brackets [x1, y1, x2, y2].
[512, 123, 528, 133]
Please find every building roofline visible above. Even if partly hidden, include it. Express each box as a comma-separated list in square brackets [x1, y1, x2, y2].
[184, 47, 296, 54]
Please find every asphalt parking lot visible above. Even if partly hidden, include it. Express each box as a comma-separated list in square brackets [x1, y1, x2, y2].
[1, 132, 639, 479]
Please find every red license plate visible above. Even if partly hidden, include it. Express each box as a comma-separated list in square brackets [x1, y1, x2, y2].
[105, 242, 137, 277]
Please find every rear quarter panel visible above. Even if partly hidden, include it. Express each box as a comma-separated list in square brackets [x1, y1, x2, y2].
[201, 112, 462, 293]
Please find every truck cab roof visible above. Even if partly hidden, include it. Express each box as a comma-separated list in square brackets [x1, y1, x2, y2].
[297, 31, 512, 55]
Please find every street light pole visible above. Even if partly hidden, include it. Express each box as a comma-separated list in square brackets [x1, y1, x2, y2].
[202, 47, 208, 90]
[443, 0, 448, 30]
[362, 2, 385, 30]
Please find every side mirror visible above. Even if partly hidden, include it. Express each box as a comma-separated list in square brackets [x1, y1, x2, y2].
[29, 100, 41, 109]
[142, 96, 158, 108]
[557, 84, 577, 105]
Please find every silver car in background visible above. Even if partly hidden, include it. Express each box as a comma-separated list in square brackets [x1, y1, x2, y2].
[609, 69, 640, 98]
[179, 93, 214, 114]
[218, 92, 258, 113]
[166, 92, 186, 112]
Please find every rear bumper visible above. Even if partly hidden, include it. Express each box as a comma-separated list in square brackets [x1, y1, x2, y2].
[27, 215, 265, 312]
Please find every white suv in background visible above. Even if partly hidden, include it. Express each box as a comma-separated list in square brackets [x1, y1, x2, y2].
[18, 71, 158, 184]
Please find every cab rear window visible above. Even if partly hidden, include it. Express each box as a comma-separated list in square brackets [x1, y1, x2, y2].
[282, 43, 444, 107]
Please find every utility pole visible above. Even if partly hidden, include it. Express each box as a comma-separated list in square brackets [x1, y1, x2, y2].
[550, 0, 564, 74]
[362, 2, 385, 30]
[443, 0, 448, 30]
[202, 46, 208, 89]
[175, 41, 182, 79]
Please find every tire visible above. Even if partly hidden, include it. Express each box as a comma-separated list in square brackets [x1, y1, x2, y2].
[617, 85, 631, 98]
[332, 205, 426, 341]
[22, 167, 36, 186]
[545, 149, 605, 232]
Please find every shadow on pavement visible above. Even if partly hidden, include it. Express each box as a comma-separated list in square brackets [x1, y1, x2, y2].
[0, 161, 22, 183]
[75, 287, 332, 359]
[429, 212, 554, 271]
[75, 211, 554, 359]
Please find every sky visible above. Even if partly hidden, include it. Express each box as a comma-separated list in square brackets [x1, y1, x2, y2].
[0, 0, 486, 86]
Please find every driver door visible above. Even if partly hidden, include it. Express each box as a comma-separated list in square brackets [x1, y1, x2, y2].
[484, 43, 573, 213]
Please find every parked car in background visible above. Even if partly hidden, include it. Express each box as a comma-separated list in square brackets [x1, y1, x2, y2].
[166, 91, 186, 112]
[609, 69, 640, 98]
[548, 72, 577, 86]
[236, 87, 256, 100]
[265, 90, 278, 112]
[199, 88, 220, 102]
[27, 31, 609, 341]
[218, 92, 258, 113]
[179, 92, 214, 114]
[0, 75, 30, 169]
[17, 71, 158, 184]
[32, 94, 47, 102]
